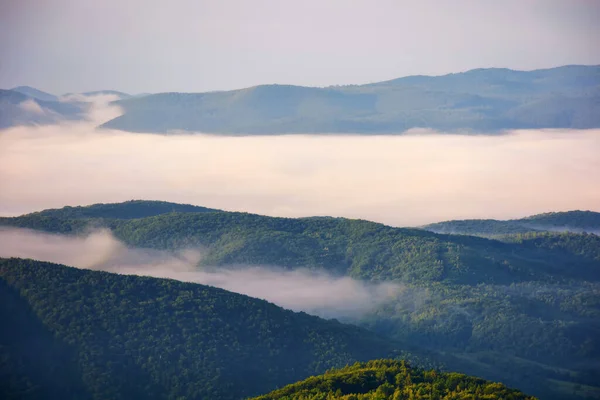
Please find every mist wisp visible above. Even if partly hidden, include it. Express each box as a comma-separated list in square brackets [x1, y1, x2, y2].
[0, 228, 401, 319]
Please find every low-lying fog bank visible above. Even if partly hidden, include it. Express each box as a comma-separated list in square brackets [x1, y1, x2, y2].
[2, 127, 599, 226]
[0, 228, 402, 319]
[1, 100, 599, 226]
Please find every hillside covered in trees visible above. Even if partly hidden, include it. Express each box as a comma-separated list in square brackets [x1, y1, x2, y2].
[423, 211, 600, 237]
[2, 204, 599, 285]
[28, 200, 219, 220]
[1, 201, 599, 399]
[0, 258, 421, 400]
[252, 360, 535, 400]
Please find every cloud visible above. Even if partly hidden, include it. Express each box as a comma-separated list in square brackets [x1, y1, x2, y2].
[0, 228, 401, 319]
[0, 101, 599, 226]
[0, 227, 200, 270]
[187, 267, 401, 319]
[59, 93, 123, 125]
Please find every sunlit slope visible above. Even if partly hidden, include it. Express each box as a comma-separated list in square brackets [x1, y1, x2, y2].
[251, 359, 535, 400]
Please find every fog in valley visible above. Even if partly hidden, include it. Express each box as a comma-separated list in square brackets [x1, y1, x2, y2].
[0, 227, 403, 319]
[1, 100, 599, 226]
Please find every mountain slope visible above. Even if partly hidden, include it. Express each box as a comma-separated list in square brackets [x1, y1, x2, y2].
[252, 359, 535, 400]
[100, 65, 600, 134]
[0, 258, 419, 400]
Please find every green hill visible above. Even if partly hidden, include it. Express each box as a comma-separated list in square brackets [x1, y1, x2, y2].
[0, 258, 419, 400]
[26, 200, 219, 220]
[2, 207, 599, 285]
[1, 202, 600, 399]
[521, 211, 600, 230]
[423, 210, 600, 237]
[252, 359, 535, 400]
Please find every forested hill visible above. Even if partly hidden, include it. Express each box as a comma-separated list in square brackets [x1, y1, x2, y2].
[252, 360, 535, 400]
[521, 211, 600, 230]
[2, 205, 599, 285]
[423, 210, 600, 236]
[98, 65, 600, 134]
[0, 258, 419, 400]
[2, 203, 600, 398]
[20, 200, 220, 220]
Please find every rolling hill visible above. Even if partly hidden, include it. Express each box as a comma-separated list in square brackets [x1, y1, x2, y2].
[100, 65, 600, 134]
[2, 202, 598, 285]
[0, 258, 421, 400]
[26, 200, 219, 220]
[423, 210, 600, 236]
[1, 201, 599, 399]
[4, 66, 599, 133]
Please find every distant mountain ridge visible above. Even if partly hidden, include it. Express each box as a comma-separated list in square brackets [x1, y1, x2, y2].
[0, 88, 133, 129]
[0, 89, 86, 128]
[100, 65, 600, 134]
[62, 90, 132, 100]
[3, 65, 599, 133]
[11, 86, 58, 102]
[423, 210, 600, 236]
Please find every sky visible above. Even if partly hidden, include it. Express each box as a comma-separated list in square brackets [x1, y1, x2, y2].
[1, 0, 599, 94]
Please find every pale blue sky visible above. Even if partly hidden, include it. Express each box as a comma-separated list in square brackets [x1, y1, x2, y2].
[1, 0, 599, 94]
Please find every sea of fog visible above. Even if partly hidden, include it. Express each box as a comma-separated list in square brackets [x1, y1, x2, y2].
[0, 97, 599, 226]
